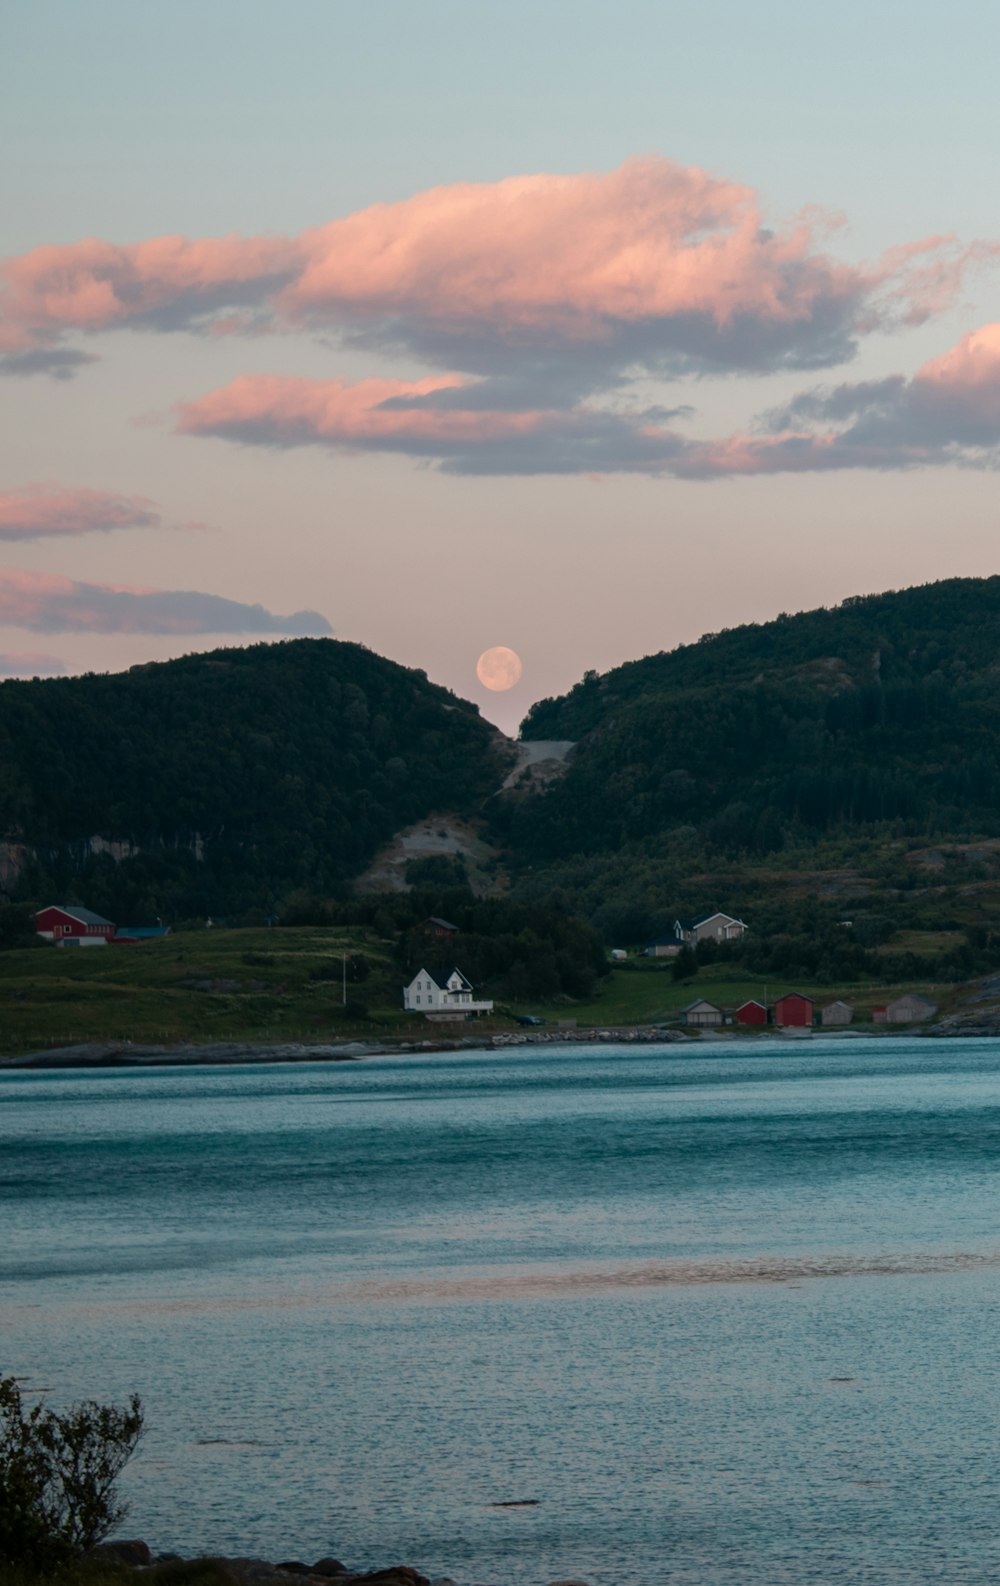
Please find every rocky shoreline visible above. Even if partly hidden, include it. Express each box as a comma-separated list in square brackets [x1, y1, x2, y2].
[0, 1027, 690, 1068]
[4, 1016, 999, 1069]
[98, 1541, 592, 1586]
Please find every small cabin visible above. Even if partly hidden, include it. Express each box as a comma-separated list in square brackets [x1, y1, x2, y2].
[680, 998, 723, 1027]
[643, 937, 682, 958]
[420, 916, 458, 941]
[773, 992, 814, 1027]
[736, 999, 768, 1026]
[884, 993, 937, 1024]
[821, 999, 853, 1026]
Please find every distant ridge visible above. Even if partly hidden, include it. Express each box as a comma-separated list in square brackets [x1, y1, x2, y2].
[493, 575, 1000, 918]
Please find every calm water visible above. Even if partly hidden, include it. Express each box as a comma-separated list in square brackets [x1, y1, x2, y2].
[4, 1038, 1000, 1585]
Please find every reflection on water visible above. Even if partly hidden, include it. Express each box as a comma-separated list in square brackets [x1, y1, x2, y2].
[5, 1038, 1000, 1585]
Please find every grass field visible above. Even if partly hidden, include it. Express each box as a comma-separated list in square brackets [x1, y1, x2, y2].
[0, 926, 966, 1055]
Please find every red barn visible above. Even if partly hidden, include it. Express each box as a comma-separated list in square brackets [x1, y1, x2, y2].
[773, 992, 814, 1027]
[34, 905, 116, 946]
[736, 999, 768, 1025]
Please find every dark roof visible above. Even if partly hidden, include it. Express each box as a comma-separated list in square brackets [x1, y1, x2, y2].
[424, 966, 472, 991]
[775, 990, 814, 1004]
[39, 905, 115, 927]
[424, 916, 458, 931]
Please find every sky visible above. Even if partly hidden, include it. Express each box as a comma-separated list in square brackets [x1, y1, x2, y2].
[2, 0, 999, 733]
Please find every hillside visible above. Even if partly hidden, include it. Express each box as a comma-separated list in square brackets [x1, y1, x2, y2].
[491, 577, 1000, 954]
[507, 577, 1000, 859]
[0, 639, 510, 920]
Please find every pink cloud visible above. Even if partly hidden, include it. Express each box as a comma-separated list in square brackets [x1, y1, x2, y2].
[0, 484, 162, 539]
[285, 159, 856, 338]
[175, 371, 693, 475]
[915, 322, 1000, 424]
[0, 233, 299, 354]
[674, 321, 1000, 478]
[0, 569, 332, 635]
[2, 158, 986, 380]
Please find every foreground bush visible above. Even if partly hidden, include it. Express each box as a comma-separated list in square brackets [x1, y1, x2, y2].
[2, 1559, 232, 1586]
[0, 1377, 144, 1567]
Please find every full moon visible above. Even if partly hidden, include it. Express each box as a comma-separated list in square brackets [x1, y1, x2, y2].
[476, 646, 523, 691]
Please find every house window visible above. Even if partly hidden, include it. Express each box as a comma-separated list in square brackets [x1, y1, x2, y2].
[415, 994, 421, 1004]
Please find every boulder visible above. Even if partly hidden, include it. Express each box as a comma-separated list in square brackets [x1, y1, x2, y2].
[335, 1573, 428, 1586]
[93, 1539, 153, 1566]
[311, 1563, 348, 1577]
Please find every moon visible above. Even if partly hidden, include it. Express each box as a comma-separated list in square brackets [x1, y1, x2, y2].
[476, 646, 523, 692]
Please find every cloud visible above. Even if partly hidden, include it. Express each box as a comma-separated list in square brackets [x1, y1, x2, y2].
[177, 322, 1000, 480]
[0, 485, 163, 540]
[0, 570, 332, 635]
[2, 158, 986, 384]
[0, 347, 99, 380]
[674, 321, 1000, 478]
[175, 371, 694, 475]
[0, 233, 299, 352]
[0, 651, 66, 677]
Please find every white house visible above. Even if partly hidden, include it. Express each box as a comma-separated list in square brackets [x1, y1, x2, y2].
[674, 912, 747, 946]
[403, 966, 494, 1016]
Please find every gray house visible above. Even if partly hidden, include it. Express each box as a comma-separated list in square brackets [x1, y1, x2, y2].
[674, 912, 747, 946]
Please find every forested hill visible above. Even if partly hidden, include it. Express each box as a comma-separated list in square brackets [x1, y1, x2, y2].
[0, 639, 508, 919]
[506, 577, 1000, 867]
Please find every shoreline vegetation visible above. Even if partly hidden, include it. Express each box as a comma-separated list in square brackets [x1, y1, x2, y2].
[3, 924, 995, 1064]
[3, 1013, 998, 1068]
[39, 1545, 592, 1586]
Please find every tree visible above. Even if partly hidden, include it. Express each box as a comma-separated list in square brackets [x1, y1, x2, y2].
[0, 1376, 144, 1566]
[671, 945, 698, 982]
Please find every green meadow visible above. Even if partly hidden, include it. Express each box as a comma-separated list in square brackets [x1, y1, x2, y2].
[0, 927, 963, 1056]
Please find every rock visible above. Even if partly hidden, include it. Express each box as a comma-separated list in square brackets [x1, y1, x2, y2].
[215, 1558, 303, 1585]
[335, 1572, 429, 1586]
[311, 1563, 348, 1578]
[275, 1564, 311, 1575]
[93, 1539, 153, 1566]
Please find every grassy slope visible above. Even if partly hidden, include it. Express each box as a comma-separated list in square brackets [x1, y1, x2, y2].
[0, 928, 966, 1054]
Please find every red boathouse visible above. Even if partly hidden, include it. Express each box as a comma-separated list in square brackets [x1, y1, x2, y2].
[773, 992, 814, 1027]
[736, 999, 768, 1025]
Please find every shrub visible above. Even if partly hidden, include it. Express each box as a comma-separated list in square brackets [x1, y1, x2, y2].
[0, 1377, 144, 1566]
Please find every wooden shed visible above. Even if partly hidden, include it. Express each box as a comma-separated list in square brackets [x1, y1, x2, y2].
[680, 998, 723, 1027]
[885, 993, 937, 1023]
[773, 992, 814, 1027]
[736, 999, 768, 1025]
[821, 999, 854, 1026]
